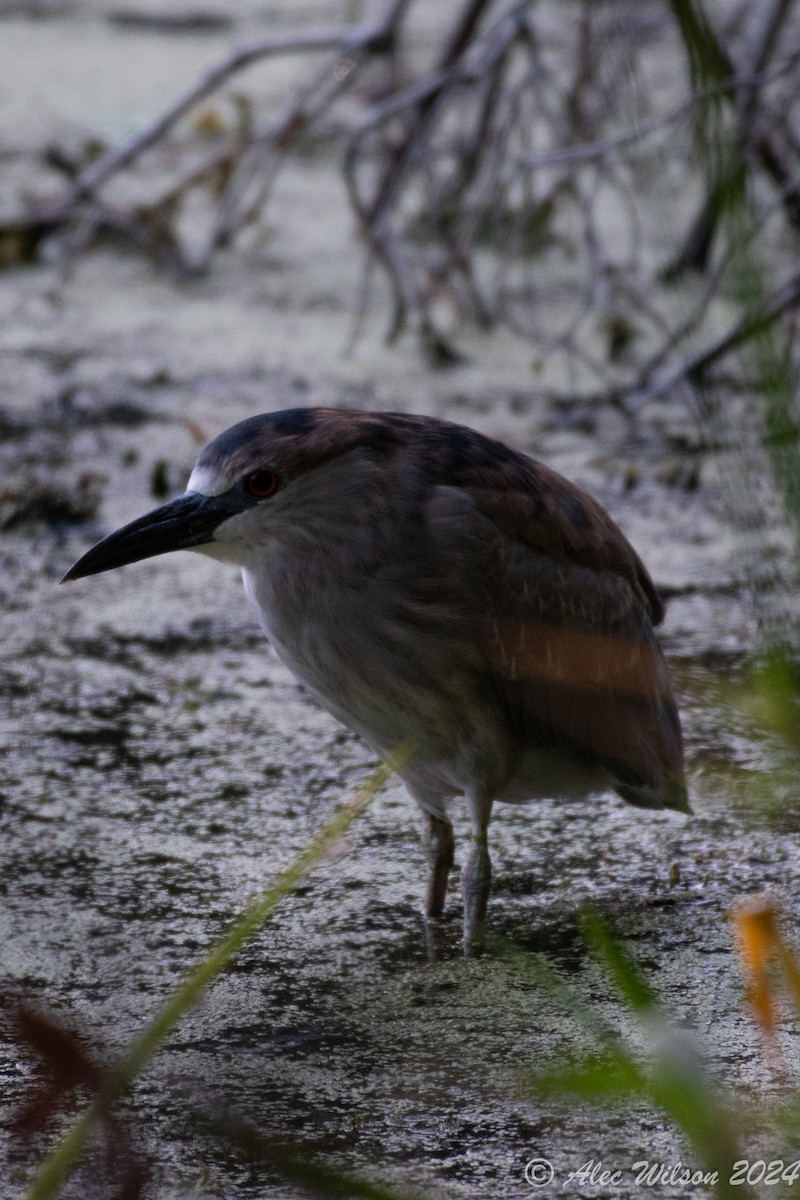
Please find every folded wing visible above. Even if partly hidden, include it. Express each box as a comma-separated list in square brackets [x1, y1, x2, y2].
[425, 436, 687, 812]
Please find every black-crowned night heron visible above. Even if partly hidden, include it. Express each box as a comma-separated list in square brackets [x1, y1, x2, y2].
[63, 408, 688, 943]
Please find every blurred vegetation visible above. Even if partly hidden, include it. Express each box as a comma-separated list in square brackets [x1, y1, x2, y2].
[19, 761, 400, 1200]
[516, 900, 800, 1200]
[5, 0, 800, 382]
[670, 0, 800, 773]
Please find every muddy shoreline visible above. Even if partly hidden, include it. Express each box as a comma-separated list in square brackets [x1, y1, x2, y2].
[3, 5, 800, 1198]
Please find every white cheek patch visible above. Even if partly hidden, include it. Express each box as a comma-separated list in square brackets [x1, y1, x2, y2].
[186, 464, 234, 496]
[200, 506, 259, 565]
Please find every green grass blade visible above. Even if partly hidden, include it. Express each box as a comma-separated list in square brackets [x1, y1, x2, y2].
[579, 908, 658, 1014]
[24, 755, 401, 1200]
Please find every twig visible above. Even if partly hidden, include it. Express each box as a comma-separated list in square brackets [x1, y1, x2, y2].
[513, 54, 800, 170]
[61, 29, 370, 208]
[206, 0, 416, 254]
[5, 0, 800, 379]
[47, 0, 413, 216]
[738, 0, 795, 122]
[205, 47, 353, 261]
[640, 266, 800, 401]
[365, 0, 493, 229]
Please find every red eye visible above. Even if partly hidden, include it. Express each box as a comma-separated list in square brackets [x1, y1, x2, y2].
[244, 469, 280, 498]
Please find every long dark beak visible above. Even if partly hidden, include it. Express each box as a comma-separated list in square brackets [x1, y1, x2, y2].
[61, 491, 240, 582]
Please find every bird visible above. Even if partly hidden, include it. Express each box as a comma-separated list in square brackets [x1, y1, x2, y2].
[62, 407, 688, 944]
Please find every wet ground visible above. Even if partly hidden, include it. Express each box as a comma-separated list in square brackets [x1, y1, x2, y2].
[3, 4, 800, 1199]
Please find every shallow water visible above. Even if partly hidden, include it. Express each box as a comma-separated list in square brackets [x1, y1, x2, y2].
[3, 5, 800, 1199]
[3, 359, 798, 1200]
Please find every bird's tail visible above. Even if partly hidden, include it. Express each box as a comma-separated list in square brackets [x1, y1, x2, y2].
[616, 770, 691, 814]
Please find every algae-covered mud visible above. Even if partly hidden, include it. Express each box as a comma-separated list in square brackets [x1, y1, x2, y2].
[3, 4, 800, 1199]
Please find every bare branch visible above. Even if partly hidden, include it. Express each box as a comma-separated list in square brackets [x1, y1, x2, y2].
[641, 268, 800, 401]
[514, 53, 800, 170]
[62, 29, 368, 207]
[4, 0, 800, 387]
[53, 0, 414, 213]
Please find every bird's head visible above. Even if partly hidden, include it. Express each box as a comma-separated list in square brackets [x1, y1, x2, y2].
[61, 407, 410, 582]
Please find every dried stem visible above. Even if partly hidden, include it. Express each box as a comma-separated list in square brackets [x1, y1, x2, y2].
[4, 0, 800, 386]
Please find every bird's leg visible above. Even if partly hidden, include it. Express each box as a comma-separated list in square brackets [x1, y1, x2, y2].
[462, 835, 492, 946]
[422, 811, 455, 918]
[462, 797, 493, 947]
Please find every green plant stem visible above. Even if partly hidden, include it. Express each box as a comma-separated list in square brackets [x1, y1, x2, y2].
[25, 757, 399, 1200]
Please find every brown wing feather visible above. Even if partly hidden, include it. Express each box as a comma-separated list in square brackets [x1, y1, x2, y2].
[412, 417, 685, 810]
[460, 455, 665, 627]
[485, 565, 687, 810]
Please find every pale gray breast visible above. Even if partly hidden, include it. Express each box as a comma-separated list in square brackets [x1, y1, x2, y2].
[240, 464, 489, 765]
